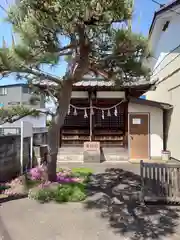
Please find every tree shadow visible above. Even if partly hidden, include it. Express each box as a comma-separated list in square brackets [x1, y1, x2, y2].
[84, 168, 180, 240]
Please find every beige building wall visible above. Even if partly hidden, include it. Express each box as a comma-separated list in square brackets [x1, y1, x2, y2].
[128, 102, 163, 158]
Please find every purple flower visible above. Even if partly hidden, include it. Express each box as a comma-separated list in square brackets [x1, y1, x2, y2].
[57, 176, 66, 181]
[29, 167, 43, 180]
[56, 175, 76, 183]
[63, 178, 71, 183]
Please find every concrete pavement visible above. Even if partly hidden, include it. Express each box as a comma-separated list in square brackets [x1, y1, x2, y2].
[1, 163, 180, 240]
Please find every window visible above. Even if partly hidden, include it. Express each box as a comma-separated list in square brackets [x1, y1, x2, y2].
[22, 87, 31, 94]
[162, 21, 170, 32]
[0, 88, 7, 96]
[8, 102, 20, 105]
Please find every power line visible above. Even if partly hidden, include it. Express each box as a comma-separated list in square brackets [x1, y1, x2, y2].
[151, 0, 165, 8]
[152, 52, 180, 77]
[151, 44, 180, 75]
[150, 0, 180, 16]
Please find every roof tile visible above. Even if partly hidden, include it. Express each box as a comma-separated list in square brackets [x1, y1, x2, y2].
[35, 77, 150, 88]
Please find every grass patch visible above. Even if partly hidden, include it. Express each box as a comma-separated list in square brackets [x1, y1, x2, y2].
[0, 184, 10, 193]
[0, 185, 11, 199]
[71, 168, 93, 177]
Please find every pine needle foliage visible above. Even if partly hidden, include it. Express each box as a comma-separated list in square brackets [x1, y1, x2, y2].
[0, 0, 150, 122]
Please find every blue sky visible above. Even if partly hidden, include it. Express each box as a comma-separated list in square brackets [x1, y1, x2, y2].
[0, 0, 167, 86]
[133, 0, 167, 35]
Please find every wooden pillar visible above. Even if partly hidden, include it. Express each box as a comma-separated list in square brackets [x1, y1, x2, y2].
[124, 90, 129, 148]
[59, 128, 62, 148]
[89, 96, 93, 141]
[89, 91, 96, 142]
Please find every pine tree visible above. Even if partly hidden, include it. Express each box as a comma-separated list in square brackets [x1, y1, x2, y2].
[0, 0, 150, 181]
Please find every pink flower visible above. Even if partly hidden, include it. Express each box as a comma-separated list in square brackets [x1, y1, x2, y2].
[71, 177, 82, 183]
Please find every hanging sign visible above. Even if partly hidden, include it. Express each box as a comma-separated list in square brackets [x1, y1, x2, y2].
[132, 118, 141, 125]
[84, 141, 100, 151]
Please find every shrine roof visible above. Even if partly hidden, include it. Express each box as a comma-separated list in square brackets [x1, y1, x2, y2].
[31, 73, 157, 97]
[129, 97, 173, 110]
[36, 76, 156, 90]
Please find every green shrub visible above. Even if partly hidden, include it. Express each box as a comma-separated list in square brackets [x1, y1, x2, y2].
[30, 182, 87, 203]
[54, 183, 87, 203]
[69, 184, 86, 202]
[56, 168, 64, 173]
[30, 187, 54, 203]
[54, 184, 73, 203]
[0, 185, 10, 193]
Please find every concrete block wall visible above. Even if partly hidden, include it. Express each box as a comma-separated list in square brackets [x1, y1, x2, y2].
[0, 135, 30, 182]
[0, 132, 47, 182]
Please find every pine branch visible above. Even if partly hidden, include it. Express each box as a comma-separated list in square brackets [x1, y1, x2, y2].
[58, 44, 78, 54]
[0, 67, 62, 86]
[25, 68, 62, 85]
[0, 106, 53, 125]
[89, 65, 110, 80]
[2, 0, 149, 89]
[30, 84, 58, 106]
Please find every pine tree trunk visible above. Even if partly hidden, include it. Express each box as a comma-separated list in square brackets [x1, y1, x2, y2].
[47, 79, 73, 181]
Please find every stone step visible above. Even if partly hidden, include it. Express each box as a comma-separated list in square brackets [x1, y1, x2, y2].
[59, 147, 84, 154]
[57, 154, 83, 162]
[102, 147, 128, 153]
[57, 147, 128, 162]
[103, 155, 128, 161]
[57, 148, 83, 162]
[59, 147, 127, 153]
[101, 148, 128, 161]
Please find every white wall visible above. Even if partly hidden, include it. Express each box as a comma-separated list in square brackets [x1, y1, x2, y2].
[146, 6, 180, 159]
[128, 103, 163, 158]
[148, 7, 180, 73]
